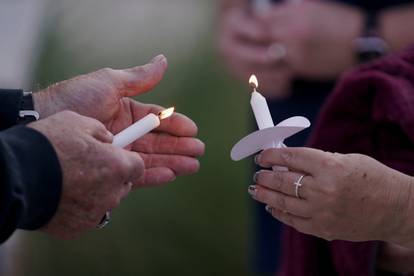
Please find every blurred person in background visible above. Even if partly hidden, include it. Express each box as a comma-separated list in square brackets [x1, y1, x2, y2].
[0, 55, 204, 248]
[250, 45, 414, 274]
[218, 0, 414, 274]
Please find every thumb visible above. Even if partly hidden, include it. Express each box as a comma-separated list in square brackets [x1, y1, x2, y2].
[118, 54, 168, 97]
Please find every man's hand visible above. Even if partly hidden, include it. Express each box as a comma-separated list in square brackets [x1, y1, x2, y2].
[29, 111, 144, 239]
[33, 55, 204, 188]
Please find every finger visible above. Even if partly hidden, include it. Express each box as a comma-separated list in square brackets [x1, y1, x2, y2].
[257, 147, 331, 175]
[140, 153, 200, 176]
[227, 9, 270, 43]
[132, 133, 205, 157]
[129, 100, 199, 137]
[91, 124, 113, 144]
[254, 170, 312, 199]
[133, 167, 176, 188]
[78, 115, 113, 143]
[112, 149, 145, 183]
[117, 54, 168, 97]
[265, 205, 312, 235]
[228, 42, 275, 67]
[249, 185, 311, 218]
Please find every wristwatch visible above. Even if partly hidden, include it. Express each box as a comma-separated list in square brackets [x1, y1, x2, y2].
[354, 11, 389, 64]
[18, 91, 39, 124]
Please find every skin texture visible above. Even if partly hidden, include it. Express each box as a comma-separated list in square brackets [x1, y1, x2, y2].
[249, 147, 414, 247]
[34, 55, 205, 188]
[29, 111, 144, 239]
[30, 55, 204, 239]
[218, 1, 363, 98]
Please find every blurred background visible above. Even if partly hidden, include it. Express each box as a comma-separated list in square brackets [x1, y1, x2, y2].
[0, 0, 254, 275]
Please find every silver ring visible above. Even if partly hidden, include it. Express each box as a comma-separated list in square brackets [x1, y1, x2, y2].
[97, 211, 111, 229]
[294, 175, 305, 199]
[267, 43, 287, 62]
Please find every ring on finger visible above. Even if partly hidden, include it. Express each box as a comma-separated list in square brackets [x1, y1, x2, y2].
[294, 175, 306, 200]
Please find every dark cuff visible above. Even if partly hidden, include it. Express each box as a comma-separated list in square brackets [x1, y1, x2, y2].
[0, 89, 23, 130]
[3, 126, 63, 230]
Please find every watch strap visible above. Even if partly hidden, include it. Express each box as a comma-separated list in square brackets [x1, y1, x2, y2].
[17, 92, 39, 124]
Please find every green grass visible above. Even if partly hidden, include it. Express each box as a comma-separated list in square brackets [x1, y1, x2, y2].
[22, 24, 256, 276]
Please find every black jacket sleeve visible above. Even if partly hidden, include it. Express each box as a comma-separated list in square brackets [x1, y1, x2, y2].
[0, 89, 62, 243]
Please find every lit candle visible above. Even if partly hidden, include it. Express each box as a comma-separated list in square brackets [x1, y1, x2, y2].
[112, 107, 175, 148]
[249, 75, 274, 130]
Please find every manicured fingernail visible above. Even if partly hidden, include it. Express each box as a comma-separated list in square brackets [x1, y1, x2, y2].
[253, 171, 260, 183]
[254, 154, 261, 165]
[265, 205, 273, 214]
[248, 185, 257, 197]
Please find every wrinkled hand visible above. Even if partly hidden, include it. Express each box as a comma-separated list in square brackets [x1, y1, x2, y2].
[249, 147, 414, 244]
[29, 111, 144, 239]
[262, 2, 363, 79]
[218, 6, 292, 98]
[34, 55, 204, 187]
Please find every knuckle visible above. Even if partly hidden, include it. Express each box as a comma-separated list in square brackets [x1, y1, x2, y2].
[322, 154, 344, 171]
[115, 160, 130, 180]
[107, 156, 129, 180]
[271, 172, 284, 190]
[59, 110, 78, 119]
[100, 164, 113, 179]
[281, 150, 294, 165]
[99, 67, 115, 76]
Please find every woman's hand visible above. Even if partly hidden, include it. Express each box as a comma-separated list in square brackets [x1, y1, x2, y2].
[249, 147, 414, 246]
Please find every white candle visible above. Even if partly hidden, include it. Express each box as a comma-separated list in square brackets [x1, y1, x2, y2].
[249, 75, 274, 130]
[112, 107, 174, 148]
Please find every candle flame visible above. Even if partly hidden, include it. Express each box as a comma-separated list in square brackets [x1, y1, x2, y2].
[158, 107, 175, 120]
[249, 74, 258, 90]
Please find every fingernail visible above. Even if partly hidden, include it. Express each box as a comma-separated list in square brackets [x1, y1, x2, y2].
[254, 154, 261, 165]
[265, 205, 273, 214]
[151, 54, 166, 63]
[253, 171, 260, 183]
[248, 185, 257, 197]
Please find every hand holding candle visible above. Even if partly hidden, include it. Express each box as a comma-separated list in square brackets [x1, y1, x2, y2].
[231, 75, 310, 162]
[112, 103, 205, 188]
